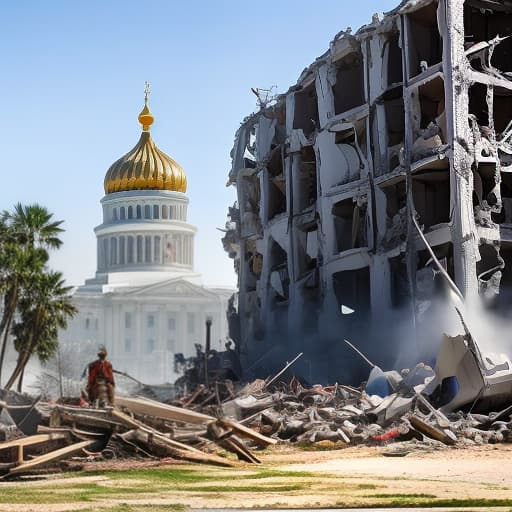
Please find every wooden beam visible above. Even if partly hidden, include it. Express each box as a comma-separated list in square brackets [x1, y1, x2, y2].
[7, 440, 96, 476]
[219, 418, 277, 446]
[0, 433, 68, 452]
[111, 409, 207, 455]
[115, 396, 215, 426]
[121, 429, 236, 468]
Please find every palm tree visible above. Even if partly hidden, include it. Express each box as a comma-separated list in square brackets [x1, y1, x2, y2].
[9, 203, 64, 251]
[0, 204, 65, 384]
[4, 271, 76, 391]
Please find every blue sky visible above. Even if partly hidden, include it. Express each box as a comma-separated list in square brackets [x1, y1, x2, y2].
[0, 1, 398, 288]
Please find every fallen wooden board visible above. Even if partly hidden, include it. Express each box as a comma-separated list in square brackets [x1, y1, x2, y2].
[0, 433, 69, 452]
[116, 396, 215, 426]
[410, 415, 456, 445]
[219, 418, 278, 446]
[121, 429, 236, 467]
[37, 425, 106, 438]
[111, 409, 207, 455]
[50, 406, 125, 430]
[6, 440, 96, 477]
[117, 396, 277, 446]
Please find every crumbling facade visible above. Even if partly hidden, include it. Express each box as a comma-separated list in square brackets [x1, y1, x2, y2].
[223, 0, 512, 384]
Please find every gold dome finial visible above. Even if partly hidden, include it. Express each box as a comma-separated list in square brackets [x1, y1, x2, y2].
[138, 81, 154, 131]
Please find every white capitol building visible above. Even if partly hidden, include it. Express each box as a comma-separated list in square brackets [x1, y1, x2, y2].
[60, 89, 232, 384]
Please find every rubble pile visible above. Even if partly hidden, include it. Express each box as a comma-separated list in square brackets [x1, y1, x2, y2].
[220, 374, 512, 450]
[0, 394, 276, 478]
[1, 319, 512, 476]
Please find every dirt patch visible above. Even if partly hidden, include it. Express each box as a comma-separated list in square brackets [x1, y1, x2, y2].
[0, 445, 511, 511]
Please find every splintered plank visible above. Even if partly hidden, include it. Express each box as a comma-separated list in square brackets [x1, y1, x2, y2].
[0, 433, 68, 452]
[410, 415, 456, 445]
[115, 396, 215, 425]
[121, 429, 236, 468]
[7, 440, 96, 476]
[219, 418, 277, 446]
[111, 409, 207, 455]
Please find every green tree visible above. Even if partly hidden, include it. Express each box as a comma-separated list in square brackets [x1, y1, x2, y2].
[4, 271, 76, 391]
[0, 203, 67, 387]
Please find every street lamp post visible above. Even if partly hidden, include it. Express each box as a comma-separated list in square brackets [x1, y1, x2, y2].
[204, 316, 212, 387]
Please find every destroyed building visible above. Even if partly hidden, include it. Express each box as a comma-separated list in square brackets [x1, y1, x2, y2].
[223, 0, 512, 384]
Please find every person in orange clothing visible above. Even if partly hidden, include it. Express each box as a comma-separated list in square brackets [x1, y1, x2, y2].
[86, 348, 115, 407]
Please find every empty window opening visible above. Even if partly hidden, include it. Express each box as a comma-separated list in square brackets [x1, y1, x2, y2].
[240, 173, 261, 237]
[136, 205, 142, 219]
[128, 206, 133, 219]
[477, 242, 504, 301]
[265, 146, 287, 221]
[383, 180, 407, 247]
[267, 145, 283, 176]
[407, 2, 442, 78]
[244, 241, 262, 292]
[495, 247, 512, 310]
[474, 164, 499, 223]
[493, 172, 512, 224]
[144, 205, 151, 219]
[418, 77, 446, 131]
[464, 4, 512, 74]
[333, 123, 366, 184]
[297, 146, 317, 211]
[269, 240, 289, 303]
[332, 197, 367, 253]
[267, 174, 286, 220]
[120, 207, 126, 220]
[412, 170, 450, 230]
[293, 82, 319, 137]
[295, 227, 318, 279]
[385, 95, 405, 169]
[386, 33, 404, 86]
[112, 208, 118, 221]
[469, 83, 490, 127]
[153, 205, 160, 219]
[416, 242, 455, 299]
[494, 92, 512, 136]
[333, 267, 371, 321]
[269, 104, 287, 150]
[384, 180, 407, 220]
[390, 255, 410, 308]
[332, 52, 365, 115]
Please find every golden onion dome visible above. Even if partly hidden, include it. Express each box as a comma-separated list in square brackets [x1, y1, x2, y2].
[104, 85, 187, 194]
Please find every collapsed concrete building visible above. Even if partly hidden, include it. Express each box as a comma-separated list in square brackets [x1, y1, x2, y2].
[223, 0, 512, 384]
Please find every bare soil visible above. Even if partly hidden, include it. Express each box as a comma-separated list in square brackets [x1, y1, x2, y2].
[0, 444, 511, 511]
